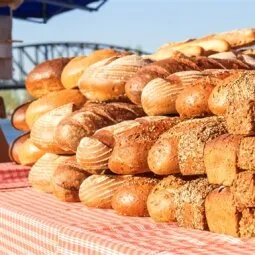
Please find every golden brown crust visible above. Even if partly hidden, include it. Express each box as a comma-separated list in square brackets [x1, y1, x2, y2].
[238, 137, 255, 171]
[26, 58, 70, 98]
[25, 89, 86, 129]
[11, 101, 31, 132]
[112, 177, 159, 217]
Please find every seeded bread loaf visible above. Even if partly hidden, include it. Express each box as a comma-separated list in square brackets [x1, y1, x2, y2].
[238, 137, 255, 171]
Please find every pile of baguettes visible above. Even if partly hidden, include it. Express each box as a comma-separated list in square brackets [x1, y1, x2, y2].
[9, 28, 255, 238]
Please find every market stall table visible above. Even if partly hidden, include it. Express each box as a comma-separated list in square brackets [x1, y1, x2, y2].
[0, 163, 255, 255]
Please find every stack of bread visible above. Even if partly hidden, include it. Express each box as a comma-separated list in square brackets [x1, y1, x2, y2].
[9, 28, 255, 238]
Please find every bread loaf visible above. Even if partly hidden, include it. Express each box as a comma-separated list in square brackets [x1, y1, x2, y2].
[175, 77, 216, 118]
[147, 175, 186, 222]
[78, 54, 149, 101]
[178, 116, 227, 175]
[205, 187, 240, 237]
[28, 153, 68, 193]
[25, 89, 86, 128]
[232, 171, 255, 210]
[112, 177, 159, 217]
[208, 70, 255, 115]
[52, 156, 90, 202]
[11, 101, 31, 131]
[204, 134, 242, 186]
[108, 117, 180, 175]
[61, 49, 120, 89]
[238, 137, 255, 171]
[176, 178, 216, 230]
[226, 100, 255, 135]
[55, 102, 144, 152]
[26, 58, 70, 98]
[79, 175, 129, 208]
[9, 133, 30, 164]
[208, 51, 237, 60]
[148, 118, 207, 175]
[30, 103, 76, 154]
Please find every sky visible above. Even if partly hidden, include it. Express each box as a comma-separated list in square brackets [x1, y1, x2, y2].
[12, 0, 255, 54]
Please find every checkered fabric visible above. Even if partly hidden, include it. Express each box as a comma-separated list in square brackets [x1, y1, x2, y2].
[0, 188, 255, 255]
[0, 162, 30, 189]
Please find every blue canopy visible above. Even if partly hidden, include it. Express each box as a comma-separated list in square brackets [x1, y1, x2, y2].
[0, 0, 107, 23]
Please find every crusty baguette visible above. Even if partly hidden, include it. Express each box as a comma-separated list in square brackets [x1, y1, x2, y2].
[26, 58, 70, 98]
[25, 89, 86, 129]
[226, 100, 255, 135]
[108, 117, 180, 175]
[79, 175, 129, 209]
[52, 156, 90, 202]
[205, 187, 240, 237]
[30, 103, 76, 154]
[78, 54, 149, 101]
[178, 116, 227, 175]
[112, 177, 159, 217]
[204, 134, 242, 186]
[28, 153, 69, 193]
[232, 171, 255, 210]
[147, 175, 186, 222]
[55, 102, 144, 152]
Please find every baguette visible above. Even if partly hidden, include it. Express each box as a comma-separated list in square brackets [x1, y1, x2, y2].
[108, 117, 180, 175]
[52, 156, 90, 202]
[204, 134, 242, 186]
[147, 175, 186, 222]
[79, 175, 129, 208]
[55, 102, 144, 152]
[26, 58, 70, 98]
[112, 177, 159, 217]
[178, 116, 227, 175]
[25, 89, 86, 129]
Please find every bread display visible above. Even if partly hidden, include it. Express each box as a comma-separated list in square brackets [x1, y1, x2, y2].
[178, 116, 227, 175]
[204, 134, 243, 186]
[61, 49, 120, 89]
[78, 54, 149, 101]
[112, 177, 159, 217]
[109, 117, 180, 175]
[225, 100, 255, 135]
[28, 153, 68, 193]
[11, 101, 31, 131]
[30, 103, 76, 154]
[55, 102, 144, 152]
[205, 187, 240, 237]
[25, 89, 86, 128]
[9, 28, 255, 239]
[26, 58, 71, 98]
[52, 156, 90, 202]
[147, 175, 186, 222]
[79, 174, 129, 208]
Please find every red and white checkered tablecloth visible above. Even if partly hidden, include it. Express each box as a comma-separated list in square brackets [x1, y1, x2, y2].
[0, 188, 255, 255]
[0, 162, 30, 189]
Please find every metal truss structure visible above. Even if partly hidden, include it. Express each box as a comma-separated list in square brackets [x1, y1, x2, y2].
[0, 42, 149, 89]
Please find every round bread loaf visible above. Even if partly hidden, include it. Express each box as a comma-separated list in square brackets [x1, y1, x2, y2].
[25, 89, 86, 128]
[11, 101, 31, 131]
[112, 177, 159, 217]
[26, 57, 70, 98]
[52, 156, 90, 202]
